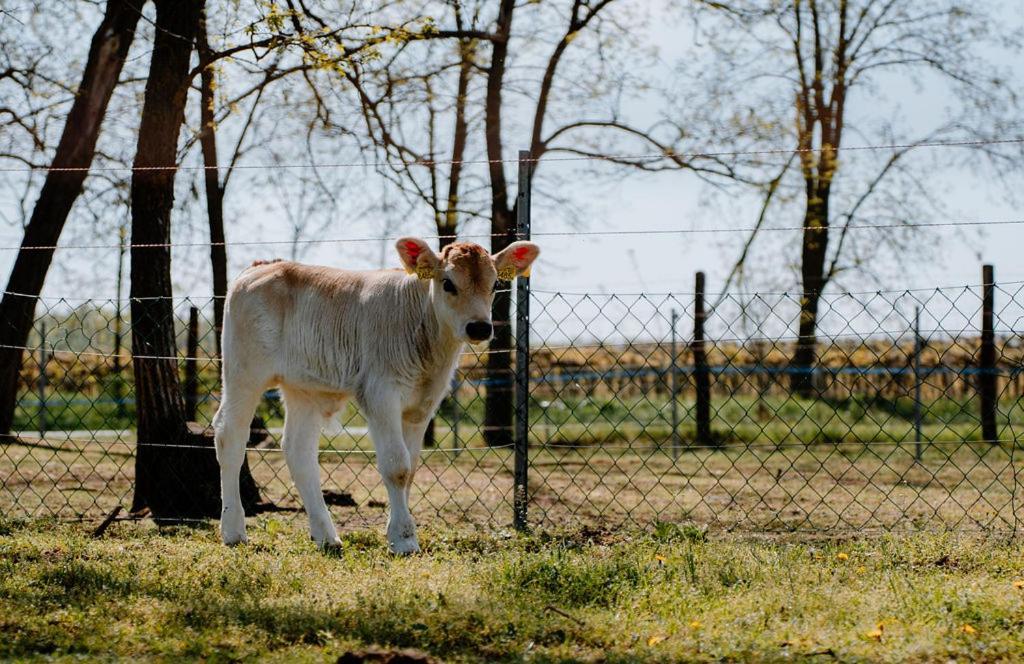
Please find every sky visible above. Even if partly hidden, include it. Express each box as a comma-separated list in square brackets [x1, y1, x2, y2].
[1, 1, 1022, 340]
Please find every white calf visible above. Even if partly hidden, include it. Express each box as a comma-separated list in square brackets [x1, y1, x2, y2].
[213, 237, 539, 553]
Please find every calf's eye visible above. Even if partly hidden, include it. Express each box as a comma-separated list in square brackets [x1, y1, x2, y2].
[442, 278, 457, 295]
[492, 280, 499, 293]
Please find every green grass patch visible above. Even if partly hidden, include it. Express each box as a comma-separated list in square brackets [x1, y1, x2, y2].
[14, 387, 1024, 449]
[2, 518, 1023, 662]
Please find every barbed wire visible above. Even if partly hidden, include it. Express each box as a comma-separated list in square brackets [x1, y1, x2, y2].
[0, 287, 515, 300]
[1, 136, 1020, 174]
[0, 218, 1021, 253]
[4, 278, 1023, 303]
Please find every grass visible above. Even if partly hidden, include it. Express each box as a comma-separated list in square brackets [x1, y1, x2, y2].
[2, 518, 1024, 662]
[13, 387, 1023, 449]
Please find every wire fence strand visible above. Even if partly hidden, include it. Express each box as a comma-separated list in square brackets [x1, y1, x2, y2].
[1, 218, 1022, 253]
[2, 136, 1021, 173]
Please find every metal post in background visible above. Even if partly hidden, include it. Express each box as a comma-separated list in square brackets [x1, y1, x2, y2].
[670, 308, 680, 460]
[513, 149, 532, 531]
[113, 225, 127, 420]
[692, 272, 712, 447]
[913, 306, 923, 461]
[184, 306, 199, 422]
[36, 321, 48, 438]
[452, 376, 461, 456]
[980, 264, 997, 443]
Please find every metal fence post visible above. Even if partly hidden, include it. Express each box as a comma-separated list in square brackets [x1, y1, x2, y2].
[36, 321, 48, 438]
[184, 305, 199, 422]
[513, 149, 532, 531]
[113, 226, 127, 420]
[980, 264, 997, 443]
[692, 272, 712, 446]
[452, 376, 461, 456]
[670, 308, 680, 460]
[913, 306, 923, 461]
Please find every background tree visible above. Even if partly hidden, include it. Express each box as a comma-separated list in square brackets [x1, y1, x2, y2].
[196, 14, 228, 354]
[314, 0, 744, 445]
[0, 0, 144, 436]
[127, 0, 265, 518]
[129, 0, 439, 515]
[687, 0, 1023, 396]
[479, 0, 750, 443]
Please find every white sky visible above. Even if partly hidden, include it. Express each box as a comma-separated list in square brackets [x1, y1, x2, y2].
[1, 1, 1022, 329]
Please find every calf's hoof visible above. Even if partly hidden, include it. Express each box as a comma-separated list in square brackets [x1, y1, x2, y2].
[315, 535, 344, 550]
[221, 530, 248, 546]
[220, 508, 247, 545]
[388, 535, 421, 556]
[310, 519, 342, 550]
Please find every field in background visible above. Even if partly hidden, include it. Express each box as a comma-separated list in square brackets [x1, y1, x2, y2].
[2, 518, 1023, 662]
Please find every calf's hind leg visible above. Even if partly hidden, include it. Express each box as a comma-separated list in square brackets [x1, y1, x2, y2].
[281, 389, 341, 548]
[213, 382, 263, 545]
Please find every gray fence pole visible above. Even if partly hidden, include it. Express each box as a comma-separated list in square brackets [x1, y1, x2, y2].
[36, 321, 48, 438]
[913, 306, 923, 461]
[113, 226, 127, 420]
[692, 272, 712, 446]
[670, 308, 680, 460]
[513, 149, 532, 531]
[184, 306, 199, 422]
[452, 376, 461, 456]
[980, 264, 997, 443]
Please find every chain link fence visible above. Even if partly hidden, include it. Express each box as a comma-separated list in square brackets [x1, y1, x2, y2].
[1, 272, 1022, 535]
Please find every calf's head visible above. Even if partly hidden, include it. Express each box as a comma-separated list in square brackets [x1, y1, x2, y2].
[397, 237, 540, 344]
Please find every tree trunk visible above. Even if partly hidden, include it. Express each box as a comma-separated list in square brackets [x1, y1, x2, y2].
[790, 194, 830, 398]
[129, 0, 260, 519]
[197, 15, 269, 466]
[0, 0, 143, 435]
[482, 0, 516, 447]
[197, 15, 227, 356]
[425, 42, 474, 449]
[484, 208, 516, 446]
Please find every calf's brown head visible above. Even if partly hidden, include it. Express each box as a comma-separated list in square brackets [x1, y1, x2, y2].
[396, 237, 540, 344]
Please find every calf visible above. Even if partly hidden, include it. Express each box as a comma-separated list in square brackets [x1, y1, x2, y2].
[212, 237, 540, 553]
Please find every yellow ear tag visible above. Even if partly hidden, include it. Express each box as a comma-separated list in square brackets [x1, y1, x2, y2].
[521, 266, 532, 278]
[416, 264, 436, 280]
[497, 265, 517, 282]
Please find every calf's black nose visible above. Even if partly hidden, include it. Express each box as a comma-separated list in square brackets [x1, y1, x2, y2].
[465, 321, 493, 341]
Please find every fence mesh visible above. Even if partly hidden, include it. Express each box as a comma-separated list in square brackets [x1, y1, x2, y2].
[1, 279, 1021, 534]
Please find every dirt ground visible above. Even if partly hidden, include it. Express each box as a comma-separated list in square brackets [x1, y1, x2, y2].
[1, 434, 1019, 535]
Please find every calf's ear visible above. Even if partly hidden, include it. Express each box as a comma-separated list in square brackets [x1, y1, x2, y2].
[493, 241, 540, 280]
[396, 237, 440, 279]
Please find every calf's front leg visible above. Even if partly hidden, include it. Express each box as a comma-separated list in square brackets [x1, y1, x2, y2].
[401, 417, 429, 503]
[363, 390, 419, 555]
